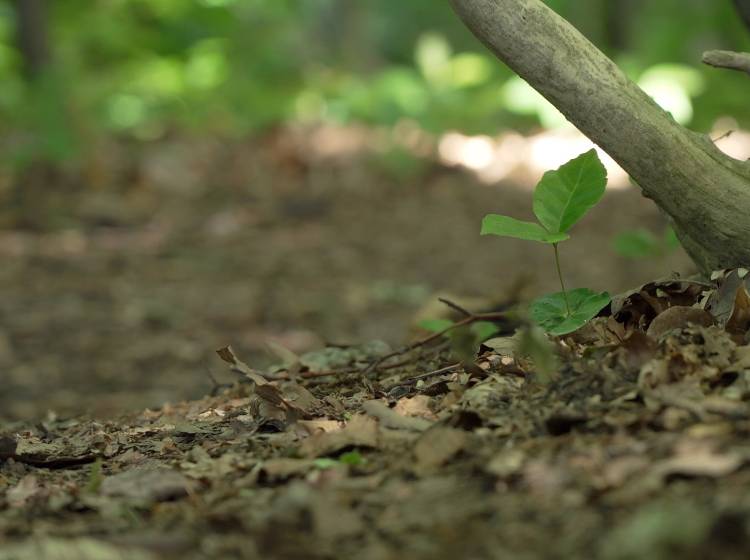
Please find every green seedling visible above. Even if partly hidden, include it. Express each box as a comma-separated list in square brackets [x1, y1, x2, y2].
[481, 149, 611, 336]
[86, 458, 103, 494]
[313, 450, 367, 470]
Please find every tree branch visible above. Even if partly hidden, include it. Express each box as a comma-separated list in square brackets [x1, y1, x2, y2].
[703, 50, 750, 76]
[449, 0, 750, 272]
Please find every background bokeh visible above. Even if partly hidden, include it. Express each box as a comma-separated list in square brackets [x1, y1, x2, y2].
[1, 0, 748, 419]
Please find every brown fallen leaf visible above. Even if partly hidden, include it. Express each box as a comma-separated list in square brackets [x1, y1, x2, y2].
[413, 427, 467, 473]
[646, 306, 715, 339]
[7, 475, 42, 508]
[100, 466, 191, 503]
[260, 458, 316, 481]
[705, 268, 749, 331]
[611, 277, 711, 331]
[394, 395, 438, 421]
[362, 400, 433, 432]
[216, 345, 269, 386]
[651, 443, 743, 480]
[299, 414, 379, 458]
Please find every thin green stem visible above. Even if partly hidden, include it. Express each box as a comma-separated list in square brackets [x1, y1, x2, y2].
[553, 243, 571, 315]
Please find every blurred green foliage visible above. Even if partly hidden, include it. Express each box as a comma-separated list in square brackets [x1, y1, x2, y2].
[1, 0, 749, 163]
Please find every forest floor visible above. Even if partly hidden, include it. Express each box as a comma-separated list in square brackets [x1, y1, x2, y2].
[5, 127, 749, 559]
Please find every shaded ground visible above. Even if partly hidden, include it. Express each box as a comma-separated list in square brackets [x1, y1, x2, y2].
[7, 129, 750, 560]
[2, 273, 750, 559]
[0, 128, 690, 420]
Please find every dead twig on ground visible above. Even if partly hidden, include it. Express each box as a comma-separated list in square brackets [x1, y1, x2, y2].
[364, 299, 511, 375]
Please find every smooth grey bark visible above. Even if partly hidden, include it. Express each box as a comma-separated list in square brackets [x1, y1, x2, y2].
[703, 50, 750, 75]
[449, 0, 750, 272]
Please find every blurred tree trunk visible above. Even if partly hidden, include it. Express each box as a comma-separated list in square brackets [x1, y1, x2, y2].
[316, 1, 377, 71]
[604, 0, 631, 51]
[450, 0, 750, 273]
[14, 0, 51, 79]
[734, 0, 750, 32]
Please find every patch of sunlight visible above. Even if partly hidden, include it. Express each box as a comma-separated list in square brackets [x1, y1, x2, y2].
[500, 77, 569, 129]
[133, 57, 184, 97]
[198, 0, 238, 6]
[185, 40, 228, 90]
[638, 64, 704, 125]
[527, 130, 628, 187]
[106, 94, 147, 129]
[449, 53, 494, 88]
[711, 117, 750, 161]
[375, 68, 428, 116]
[437, 128, 629, 188]
[415, 32, 452, 87]
[294, 89, 327, 122]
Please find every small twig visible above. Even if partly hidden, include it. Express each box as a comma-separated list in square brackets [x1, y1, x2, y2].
[711, 129, 734, 144]
[702, 49, 750, 75]
[438, 297, 473, 318]
[205, 368, 233, 396]
[298, 342, 451, 380]
[387, 362, 462, 390]
[364, 310, 510, 374]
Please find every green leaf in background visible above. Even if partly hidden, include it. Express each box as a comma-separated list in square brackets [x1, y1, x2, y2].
[448, 325, 480, 365]
[613, 229, 660, 258]
[664, 227, 681, 250]
[338, 450, 366, 466]
[532, 149, 607, 234]
[481, 215, 570, 244]
[517, 325, 559, 384]
[417, 318, 455, 332]
[530, 288, 611, 336]
[471, 321, 500, 341]
[613, 227, 681, 259]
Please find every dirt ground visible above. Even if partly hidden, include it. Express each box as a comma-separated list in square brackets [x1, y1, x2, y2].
[0, 129, 690, 420]
[3, 274, 750, 559]
[9, 128, 747, 560]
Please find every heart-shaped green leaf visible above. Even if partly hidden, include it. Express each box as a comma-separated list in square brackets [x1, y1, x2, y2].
[481, 215, 569, 244]
[533, 149, 607, 234]
[530, 288, 611, 336]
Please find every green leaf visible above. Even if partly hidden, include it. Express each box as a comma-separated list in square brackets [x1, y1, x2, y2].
[530, 288, 611, 336]
[448, 325, 480, 365]
[517, 326, 559, 384]
[338, 450, 366, 466]
[664, 227, 681, 250]
[613, 229, 660, 258]
[313, 458, 338, 470]
[471, 321, 500, 341]
[481, 214, 569, 244]
[417, 318, 455, 333]
[532, 149, 607, 234]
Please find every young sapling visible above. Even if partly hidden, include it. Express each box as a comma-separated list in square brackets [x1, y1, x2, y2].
[481, 149, 611, 335]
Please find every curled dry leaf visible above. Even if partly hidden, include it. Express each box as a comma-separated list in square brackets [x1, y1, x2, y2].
[611, 277, 711, 331]
[216, 345, 269, 386]
[100, 466, 192, 503]
[646, 306, 715, 339]
[298, 414, 379, 458]
[413, 427, 467, 473]
[362, 400, 433, 432]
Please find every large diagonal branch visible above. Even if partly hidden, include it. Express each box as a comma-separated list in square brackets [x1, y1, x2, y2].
[449, 0, 750, 272]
